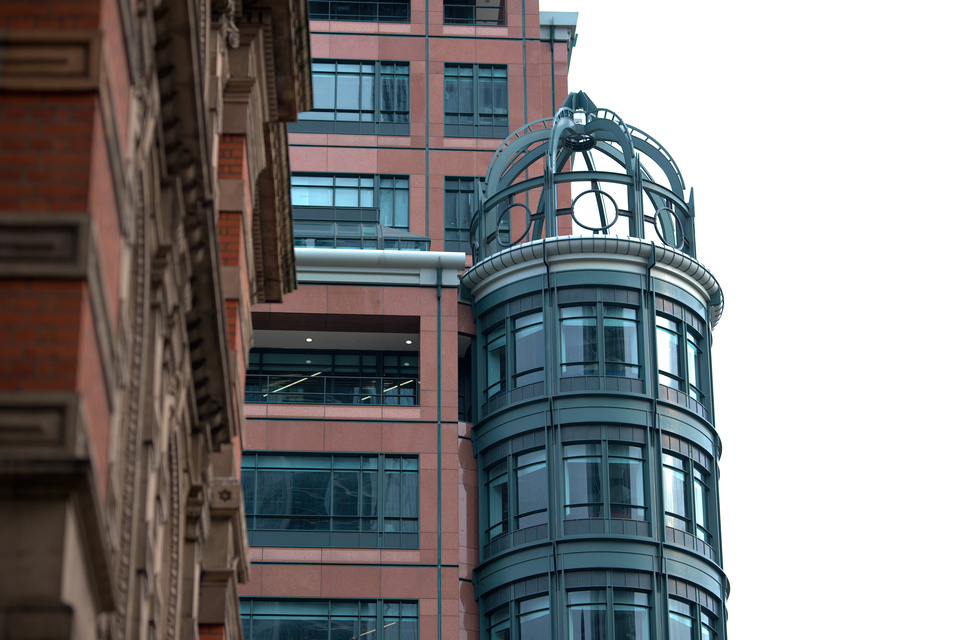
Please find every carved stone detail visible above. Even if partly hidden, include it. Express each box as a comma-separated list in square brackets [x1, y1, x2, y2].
[0, 30, 100, 91]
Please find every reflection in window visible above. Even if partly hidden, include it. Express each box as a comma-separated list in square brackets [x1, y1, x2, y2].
[662, 451, 711, 545]
[568, 590, 650, 640]
[561, 302, 641, 379]
[487, 461, 508, 539]
[444, 64, 508, 138]
[241, 453, 418, 548]
[240, 599, 418, 640]
[246, 349, 418, 406]
[519, 596, 550, 639]
[603, 306, 640, 377]
[560, 306, 598, 376]
[307, 60, 411, 127]
[514, 312, 545, 386]
[564, 442, 645, 521]
[655, 297, 707, 407]
[516, 450, 548, 529]
[485, 323, 506, 400]
[292, 173, 410, 231]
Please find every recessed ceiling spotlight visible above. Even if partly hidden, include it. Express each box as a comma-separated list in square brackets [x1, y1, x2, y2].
[405, 340, 413, 344]
[305, 360, 311, 364]
[305, 337, 313, 342]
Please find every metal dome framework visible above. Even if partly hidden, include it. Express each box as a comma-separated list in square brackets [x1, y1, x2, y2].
[471, 91, 723, 323]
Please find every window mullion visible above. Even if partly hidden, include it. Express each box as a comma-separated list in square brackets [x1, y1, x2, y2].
[373, 62, 381, 124]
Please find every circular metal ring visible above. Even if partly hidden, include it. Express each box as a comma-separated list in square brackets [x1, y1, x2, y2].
[571, 188, 621, 232]
[496, 202, 534, 248]
[652, 206, 686, 249]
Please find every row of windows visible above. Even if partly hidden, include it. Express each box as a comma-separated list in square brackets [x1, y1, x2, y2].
[294, 59, 508, 138]
[479, 290, 709, 416]
[292, 174, 411, 230]
[308, 0, 507, 25]
[481, 426, 716, 561]
[241, 453, 419, 549]
[290, 173, 503, 254]
[246, 349, 419, 406]
[485, 574, 721, 640]
[241, 599, 417, 640]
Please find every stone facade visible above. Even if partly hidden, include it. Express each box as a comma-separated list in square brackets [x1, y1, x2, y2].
[0, 1, 311, 639]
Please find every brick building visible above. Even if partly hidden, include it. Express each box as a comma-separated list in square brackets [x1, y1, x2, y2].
[0, 0, 311, 639]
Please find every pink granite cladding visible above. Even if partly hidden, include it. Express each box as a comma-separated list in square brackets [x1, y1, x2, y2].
[245, 403, 268, 417]
[244, 420, 266, 449]
[377, 148, 425, 173]
[440, 452, 459, 470]
[458, 303, 476, 335]
[379, 36, 423, 61]
[441, 615, 460, 639]
[441, 567, 459, 598]
[309, 33, 330, 57]
[323, 420, 382, 451]
[327, 146, 377, 173]
[381, 422, 435, 453]
[319, 548, 382, 563]
[380, 550, 421, 563]
[327, 134, 380, 148]
[440, 137, 478, 149]
[380, 566, 436, 598]
[261, 564, 324, 597]
[440, 548, 459, 565]
[289, 145, 329, 171]
[330, 33, 379, 57]
[440, 532, 460, 552]
[239, 564, 263, 596]
[419, 598, 439, 617]
[264, 419, 325, 451]
[321, 565, 382, 598]
[418, 453, 437, 470]
[431, 149, 477, 175]
[261, 547, 326, 563]
[419, 615, 438, 640]
[476, 38, 521, 63]
[476, 138, 500, 150]
[288, 132, 328, 146]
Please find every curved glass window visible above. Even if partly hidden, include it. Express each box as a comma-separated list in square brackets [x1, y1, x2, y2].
[568, 590, 650, 640]
[519, 596, 551, 639]
[485, 323, 507, 400]
[655, 297, 708, 410]
[603, 306, 640, 377]
[560, 300, 641, 380]
[660, 437, 716, 560]
[514, 312, 545, 386]
[669, 598, 717, 640]
[560, 306, 598, 376]
[516, 450, 548, 529]
[564, 442, 645, 522]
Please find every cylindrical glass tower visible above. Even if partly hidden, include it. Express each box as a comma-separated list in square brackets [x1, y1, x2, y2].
[463, 92, 728, 640]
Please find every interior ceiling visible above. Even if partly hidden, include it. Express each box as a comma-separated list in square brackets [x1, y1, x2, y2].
[253, 329, 419, 352]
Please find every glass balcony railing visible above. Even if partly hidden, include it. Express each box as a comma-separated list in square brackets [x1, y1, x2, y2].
[246, 374, 419, 406]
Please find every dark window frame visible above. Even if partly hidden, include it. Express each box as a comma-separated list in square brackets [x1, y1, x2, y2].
[307, 0, 411, 23]
[246, 348, 419, 406]
[292, 60, 411, 135]
[443, 0, 506, 25]
[242, 452, 419, 549]
[655, 296, 707, 412]
[444, 64, 509, 138]
[660, 436, 717, 562]
[292, 173, 411, 232]
[240, 598, 418, 640]
[559, 300, 642, 380]
[566, 587, 652, 640]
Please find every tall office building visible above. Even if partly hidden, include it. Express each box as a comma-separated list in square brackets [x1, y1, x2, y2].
[240, 3, 728, 640]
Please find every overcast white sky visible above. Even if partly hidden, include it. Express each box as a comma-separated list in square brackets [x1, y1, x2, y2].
[542, 1, 960, 636]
